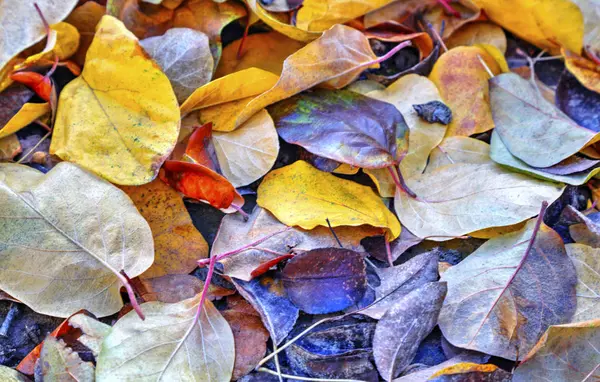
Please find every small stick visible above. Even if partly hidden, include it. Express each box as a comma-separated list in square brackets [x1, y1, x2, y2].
[326, 218, 343, 248]
[428, 22, 448, 53]
[477, 54, 495, 78]
[384, 236, 394, 267]
[17, 130, 51, 164]
[257, 367, 364, 382]
[0, 303, 19, 337]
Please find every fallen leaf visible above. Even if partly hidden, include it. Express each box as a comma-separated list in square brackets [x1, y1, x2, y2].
[221, 310, 269, 380]
[199, 24, 385, 132]
[232, 272, 300, 344]
[67, 313, 112, 358]
[246, 0, 321, 42]
[18, 22, 80, 69]
[438, 218, 577, 360]
[282, 248, 367, 314]
[285, 315, 378, 380]
[96, 294, 235, 381]
[107, 0, 174, 39]
[426, 136, 491, 172]
[141, 28, 214, 103]
[180, 67, 279, 115]
[563, 49, 600, 94]
[216, 32, 305, 78]
[472, 0, 584, 54]
[0, 102, 50, 139]
[424, 1, 482, 40]
[361, 252, 439, 319]
[260, 0, 304, 12]
[394, 353, 491, 381]
[570, 0, 600, 56]
[427, 362, 512, 381]
[258, 160, 401, 240]
[565, 244, 600, 323]
[374, 282, 447, 381]
[295, 0, 396, 32]
[513, 319, 600, 381]
[491, 72, 599, 167]
[65, 2, 106, 66]
[0, 366, 30, 382]
[50, 15, 180, 185]
[446, 21, 507, 53]
[0, 0, 78, 73]
[0, 162, 154, 317]
[38, 337, 95, 381]
[213, 109, 279, 187]
[139, 274, 203, 303]
[0, 135, 21, 161]
[120, 178, 209, 279]
[211, 207, 376, 281]
[490, 131, 600, 185]
[429, 46, 502, 137]
[556, 70, 600, 132]
[368, 73, 447, 179]
[269, 88, 407, 169]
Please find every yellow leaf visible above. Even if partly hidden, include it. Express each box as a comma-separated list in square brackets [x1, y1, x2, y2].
[180, 67, 279, 115]
[424, 1, 482, 39]
[17, 22, 80, 69]
[50, 15, 180, 185]
[0, 134, 21, 161]
[0, 102, 50, 139]
[199, 25, 380, 132]
[215, 32, 305, 78]
[333, 163, 360, 175]
[120, 178, 208, 280]
[364, 168, 395, 198]
[0, 57, 23, 92]
[476, 43, 510, 73]
[472, 0, 583, 54]
[446, 21, 507, 53]
[212, 109, 279, 187]
[296, 0, 396, 32]
[563, 48, 600, 93]
[246, 0, 321, 42]
[429, 46, 502, 137]
[257, 160, 401, 240]
[0, 0, 78, 72]
[469, 222, 527, 239]
[173, 0, 247, 43]
[368, 74, 447, 179]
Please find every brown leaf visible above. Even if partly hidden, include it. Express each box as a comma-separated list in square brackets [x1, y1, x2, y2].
[222, 310, 269, 380]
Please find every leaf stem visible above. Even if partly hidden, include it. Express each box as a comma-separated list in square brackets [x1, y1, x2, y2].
[427, 22, 448, 53]
[374, 41, 412, 64]
[387, 165, 417, 199]
[436, 0, 461, 17]
[384, 236, 393, 267]
[477, 54, 494, 78]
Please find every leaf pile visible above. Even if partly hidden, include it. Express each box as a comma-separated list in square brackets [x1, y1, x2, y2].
[1, 0, 600, 381]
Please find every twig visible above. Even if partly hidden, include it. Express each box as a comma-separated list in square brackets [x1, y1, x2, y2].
[326, 218, 343, 248]
[477, 54, 495, 78]
[257, 368, 365, 382]
[427, 22, 448, 53]
[384, 236, 393, 267]
[0, 303, 19, 337]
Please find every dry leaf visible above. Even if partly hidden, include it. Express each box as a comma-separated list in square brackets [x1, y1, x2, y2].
[565, 243, 600, 322]
[50, 15, 180, 185]
[513, 319, 600, 381]
[212, 109, 279, 187]
[446, 21, 507, 53]
[139, 274, 204, 303]
[141, 28, 214, 103]
[0, 0, 78, 72]
[295, 0, 396, 32]
[0, 162, 154, 317]
[0, 365, 30, 382]
[571, 0, 600, 56]
[439, 219, 577, 360]
[563, 48, 600, 94]
[429, 46, 502, 137]
[65, 2, 106, 66]
[173, 0, 246, 43]
[96, 294, 235, 381]
[120, 178, 208, 279]
[0, 102, 50, 139]
[246, 0, 321, 42]
[107, 0, 174, 39]
[18, 22, 80, 69]
[38, 337, 95, 382]
[472, 0, 583, 54]
[0, 135, 22, 161]
[67, 313, 112, 358]
[258, 160, 401, 240]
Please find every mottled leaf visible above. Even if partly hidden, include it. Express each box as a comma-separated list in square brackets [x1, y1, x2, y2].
[446, 21, 507, 53]
[439, 219, 577, 360]
[374, 282, 447, 381]
[282, 248, 367, 314]
[269, 88, 406, 169]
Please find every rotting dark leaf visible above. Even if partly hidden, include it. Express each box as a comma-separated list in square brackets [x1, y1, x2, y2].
[413, 100, 452, 125]
[367, 44, 440, 86]
[285, 315, 379, 382]
[282, 247, 367, 314]
[361, 251, 438, 319]
[268, 88, 409, 169]
[361, 230, 423, 264]
[373, 282, 447, 381]
[556, 70, 600, 132]
[231, 271, 299, 344]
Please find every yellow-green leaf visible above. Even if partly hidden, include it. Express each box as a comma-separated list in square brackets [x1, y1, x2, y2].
[50, 15, 180, 185]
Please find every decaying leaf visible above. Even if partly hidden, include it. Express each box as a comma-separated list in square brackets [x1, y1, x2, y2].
[50, 15, 180, 185]
[427, 362, 512, 381]
[38, 336, 95, 381]
[139, 274, 204, 303]
[513, 319, 600, 382]
[438, 218, 577, 360]
[295, 0, 396, 32]
[429, 46, 502, 137]
[120, 178, 208, 279]
[571, 0, 600, 56]
[269, 88, 407, 169]
[140, 28, 214, 103]
[65, 1, 106, 66]
[565, 243, 600, 323]
[246, 0, 320, 42]
[394, 353, 491, 381]
[446, 21, 507, 53]
[0, 162, 154, 317]
[213, 109, 279, 187]
[0, 0, 78, 73]
[67, 313, 112, 358]
[0, 365, 30, 382]
[96, 294, 235, 381]
[374, 282, 447, 381]
[282, 248, 367, 314]
[258, 160, 401, 240]
[362, 252, 439, 319]
[563, 48, 600, 94]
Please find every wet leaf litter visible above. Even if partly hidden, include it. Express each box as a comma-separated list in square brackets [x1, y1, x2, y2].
[0, 0, 600, 381]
